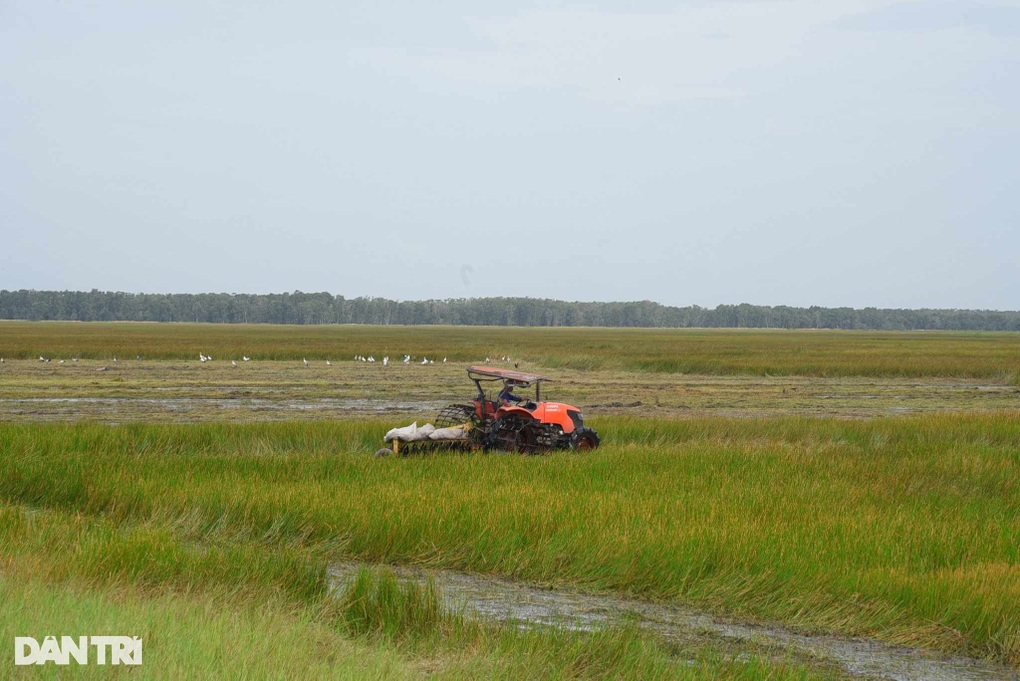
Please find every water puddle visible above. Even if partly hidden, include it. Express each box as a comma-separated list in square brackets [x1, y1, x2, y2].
[329, 562, 1017, 681]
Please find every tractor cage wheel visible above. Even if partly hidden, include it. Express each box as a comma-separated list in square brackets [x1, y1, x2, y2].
[435, 404, 476, 429]
[488, 416, 541, 455]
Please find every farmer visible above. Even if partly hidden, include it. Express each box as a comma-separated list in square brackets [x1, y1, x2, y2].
[498, 382, 524, 405]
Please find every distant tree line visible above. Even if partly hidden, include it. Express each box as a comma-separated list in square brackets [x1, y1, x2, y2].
[1, 289, 1018, 330]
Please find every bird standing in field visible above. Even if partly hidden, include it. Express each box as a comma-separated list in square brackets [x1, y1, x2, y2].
[231, 361, 237, 367]
[383, 356, 389, 366]
[303, 358, 309, 366]
[243, 356, 250, 362]
[326, 360, 332, 366]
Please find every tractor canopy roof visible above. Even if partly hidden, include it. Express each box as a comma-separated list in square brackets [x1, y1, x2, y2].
[467, 366, 550, 386]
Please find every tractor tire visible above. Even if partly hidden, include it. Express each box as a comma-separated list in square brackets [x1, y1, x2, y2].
[488, 415, 540, 455]
[435, 404, 476, 428]
[571, 427, 601, 451]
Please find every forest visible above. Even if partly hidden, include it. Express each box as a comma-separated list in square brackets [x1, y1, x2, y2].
[2, 289, 1019, 330]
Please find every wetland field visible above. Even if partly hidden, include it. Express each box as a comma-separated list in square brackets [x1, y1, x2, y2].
[1, 321, 1018, 679]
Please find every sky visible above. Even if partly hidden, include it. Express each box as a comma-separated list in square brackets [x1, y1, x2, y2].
[1, 0, 1017, 309]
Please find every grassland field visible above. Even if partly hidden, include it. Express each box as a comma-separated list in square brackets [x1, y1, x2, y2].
[1, 321, 1018, 679]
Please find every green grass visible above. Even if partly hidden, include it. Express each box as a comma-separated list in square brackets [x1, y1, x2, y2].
[1, 415, 1017, 667]
[2, 321, 1019, 378]
[0, 505, 828, 680]
[5, 321, 1015, 677]
[0, 576, 416, 680]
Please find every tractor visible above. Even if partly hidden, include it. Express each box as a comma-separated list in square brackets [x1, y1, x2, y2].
[434, 366, 600, 453]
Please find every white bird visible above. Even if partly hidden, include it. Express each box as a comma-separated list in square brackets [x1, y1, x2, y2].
[485, 357, 490, 363]
[428, 359, 434, 364]
[403, 355, 411, 365]
[113, 357, 117, 363]
[39, 356, 45, 362]
[72, 358, 78, 363]
[367, 356, 375, 363]
[383, 356, 389, 366]
[231, 360, 237, 367]
[421, 357, 429, 365]
[199, 354, 208, 362]
[0, 358, 4, 363]
[59, 360, 65, 364]
[443, 357, 447, 363]
[303, 358, 309, 366]
[326, 360, 332, 366]
[242, 356, 250, 362]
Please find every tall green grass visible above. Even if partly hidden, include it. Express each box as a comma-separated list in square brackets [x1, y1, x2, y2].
[2, 321, 1018, 378]
[0, 506, 827, 680]
[1, 414, 1017, 665]
[0, 576, 416, 680]
[335, 567, 446, 640]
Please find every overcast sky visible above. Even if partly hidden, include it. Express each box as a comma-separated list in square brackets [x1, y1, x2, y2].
[2, 1, 1017, 309]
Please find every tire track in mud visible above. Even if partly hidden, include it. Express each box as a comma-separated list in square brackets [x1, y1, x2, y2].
[330, 562, 1018, 681]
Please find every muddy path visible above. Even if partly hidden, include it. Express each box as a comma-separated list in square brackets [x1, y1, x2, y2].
[329, 562, 1018, 681]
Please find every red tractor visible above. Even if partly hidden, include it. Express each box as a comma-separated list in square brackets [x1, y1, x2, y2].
[435, 366, 600, 453]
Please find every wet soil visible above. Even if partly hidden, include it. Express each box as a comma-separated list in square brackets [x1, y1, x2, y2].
[0, 360, 1016, 423]
[329, 562, 1019, 681]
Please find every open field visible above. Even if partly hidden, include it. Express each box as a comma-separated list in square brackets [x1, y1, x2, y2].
[2, 321, 1020, 378]
[1, 322, 1018, 678]
[1, 417, 1018, 678]
[0, 358, 1017, 425]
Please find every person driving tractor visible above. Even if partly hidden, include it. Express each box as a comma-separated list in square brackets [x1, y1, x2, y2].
[498, 382, 524, 405]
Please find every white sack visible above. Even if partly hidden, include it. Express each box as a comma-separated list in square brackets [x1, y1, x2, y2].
[384, 422, 417, 442]
[429, 425, 469, 440]
[413, 423, 436, 441]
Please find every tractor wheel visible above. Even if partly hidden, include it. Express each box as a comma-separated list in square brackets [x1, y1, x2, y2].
[435, 404, 476, 428]
[571, 427, 601, 451]
[489, 416, 540, 454]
